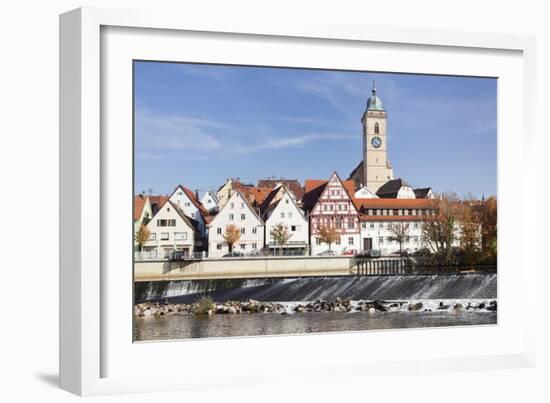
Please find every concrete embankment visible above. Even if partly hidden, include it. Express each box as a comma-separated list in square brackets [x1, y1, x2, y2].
[134, 256, 354, 281]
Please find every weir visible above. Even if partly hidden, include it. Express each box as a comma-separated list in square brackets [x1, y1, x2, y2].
[135, 274, 497, 304]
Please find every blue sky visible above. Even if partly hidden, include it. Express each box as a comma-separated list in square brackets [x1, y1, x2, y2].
[134, 61, 497, 198]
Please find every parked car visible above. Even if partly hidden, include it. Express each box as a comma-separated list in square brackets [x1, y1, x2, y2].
[222, 251, 244, 258]
[358, 249, 381, 258]
[391, 250, 409, 257]
[317, 250, 336, 256]
[168, 251, 188, 261]
[342, 249, 357, 256]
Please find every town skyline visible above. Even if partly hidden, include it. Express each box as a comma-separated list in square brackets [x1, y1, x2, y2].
[134, 62, 497, 198]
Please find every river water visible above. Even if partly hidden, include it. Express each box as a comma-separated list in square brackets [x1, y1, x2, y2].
[134, 308, 497, 341]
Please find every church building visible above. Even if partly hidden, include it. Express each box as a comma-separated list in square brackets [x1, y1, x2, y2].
[348, 83, 433, 200]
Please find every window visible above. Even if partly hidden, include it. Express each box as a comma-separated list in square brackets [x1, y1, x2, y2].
[316, 238, 321, 245]
[291, 225, 297, 232]
[241, 203, 245, 208]
[323, 205, 327, 211]
[379, 223, 384, 228]
[241, 227, 246, 234]
[348, 237, 354, 245]
[157, 219, 176, 227]
[241, 213, 246, 220]
[379, 236, 384, 244]
[229, 214, 234, 220]
[374, 122, 380, 134]
[414, 222, 419, 228]
[240, 244, 246, 250]
[336, 238, 341, 245]
[370, 223, 375, 229]
[217, 227, 222, 234]
[216, 243, 222, 250]
[160, 232, 169, 240]
[361, 223, 366, 229]
[414, 236, 419, 243]
[191, 212, 195, 218]
[174, 232, 187, 241]
[184, 202, 191, 207]
[348, 221, 355, 229]
[288, 212, 292, 218]
[338, 204, 342, 211]
[149, 233, 156, 240]
[285, 199, 289, 204]
[230, 203, 234, 209]
[281, 212, 285, 218]
[252, 242, 257, 249]
[167, 207, 170, 212]
[252, 227, 257, 234]
[329, 205, 333, 211]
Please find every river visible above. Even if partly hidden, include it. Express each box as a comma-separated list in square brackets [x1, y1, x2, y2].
[133, 274, 497, 341]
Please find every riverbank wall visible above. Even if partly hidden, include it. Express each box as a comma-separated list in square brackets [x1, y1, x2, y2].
[134, 256, 354, 281]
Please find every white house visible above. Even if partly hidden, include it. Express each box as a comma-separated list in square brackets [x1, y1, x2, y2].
[200, 190, 219, 213]
[142, 200, 202, 259]
[353, 198, 460, 255]
[261, 184, 309, 255]
[376, 178, 416, 199]
[168, 185, 209, 236]
[207, 190, 265, 257]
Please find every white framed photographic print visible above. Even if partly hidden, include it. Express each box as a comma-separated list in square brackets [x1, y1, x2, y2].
[59, 6, 537, 396]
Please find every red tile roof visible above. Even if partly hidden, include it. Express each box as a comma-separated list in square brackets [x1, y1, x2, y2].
[304, 179, 356, 198]
[180, 186, 210, 218]
[133, 195, 147, 221]
[257, 179, 305, 201]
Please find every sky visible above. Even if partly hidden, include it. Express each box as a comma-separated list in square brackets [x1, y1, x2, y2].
[134, 61, 497, 198]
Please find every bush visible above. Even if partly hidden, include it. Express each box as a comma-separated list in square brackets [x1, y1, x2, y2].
[192, 296, 215, 315]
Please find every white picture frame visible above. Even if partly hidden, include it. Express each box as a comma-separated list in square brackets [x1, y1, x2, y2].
[59, 7, 537, 396]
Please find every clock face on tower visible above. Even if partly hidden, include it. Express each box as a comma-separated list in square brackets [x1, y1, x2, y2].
[371, 136, 382, 148]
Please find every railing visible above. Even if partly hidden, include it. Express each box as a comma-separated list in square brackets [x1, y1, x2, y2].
[354, 257, 497, 276]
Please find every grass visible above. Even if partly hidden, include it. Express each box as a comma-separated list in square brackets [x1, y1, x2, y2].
[192, 296, 215, 315]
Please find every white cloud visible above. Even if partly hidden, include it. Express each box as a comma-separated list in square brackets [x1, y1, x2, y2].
[135, 106, 358, 161]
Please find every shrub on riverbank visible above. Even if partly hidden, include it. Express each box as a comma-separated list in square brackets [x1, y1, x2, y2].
[192, 296, 215, 315]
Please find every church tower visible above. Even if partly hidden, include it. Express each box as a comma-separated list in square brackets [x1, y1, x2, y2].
[362, 82, 393, 193]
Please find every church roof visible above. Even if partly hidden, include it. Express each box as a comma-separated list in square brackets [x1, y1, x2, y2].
[366, 82, 384, 111]
[376, 178, 412, 198]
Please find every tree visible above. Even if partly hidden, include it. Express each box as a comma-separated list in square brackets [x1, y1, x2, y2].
[134, 224, 151, 251]
[478, 196, 497, 258]
[223, 224, 241, 253]
[421, 192, 463, 264]
[459, 203, 480, 253]
[318, 225, 341, 251]
[270, 223, 292, 255]
[388, 222, 410, 256]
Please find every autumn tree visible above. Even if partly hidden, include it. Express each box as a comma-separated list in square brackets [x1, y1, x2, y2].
[134, 224, 151, 251]
[270, 223, 292, 255]
[318, 225, 341, 251]
[459, 203, 480, 253]
[223, 224, 241, 253]
[479, 196, 497, 258]
[421, 192, 463, 264]
[388, 222, 410, 256]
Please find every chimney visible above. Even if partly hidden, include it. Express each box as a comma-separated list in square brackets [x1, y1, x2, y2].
[195, 189, 200, 200]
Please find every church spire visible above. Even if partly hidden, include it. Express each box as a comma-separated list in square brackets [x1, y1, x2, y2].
[366, 81, 383, 111]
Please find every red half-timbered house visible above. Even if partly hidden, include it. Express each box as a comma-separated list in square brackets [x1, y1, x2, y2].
[302, 172, 361, 255]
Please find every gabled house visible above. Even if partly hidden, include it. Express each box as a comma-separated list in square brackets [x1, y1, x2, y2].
[134, 194, 153, 235]
[414, 187, 435, 199]
[200, 190, 219, 213]
[260, 184, 309, 255]
[142, 200, 203, 259]
[207, 189, 265, 258]
[257, 178, 305, 202]
[376, 178, 416, 199]
[169, 185, 210, 237]
[302, 172, 361, 255]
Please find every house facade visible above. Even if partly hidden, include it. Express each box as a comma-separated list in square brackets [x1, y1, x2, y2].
[261, 185, 309, 255]
[200, 190, 219, 213]
[168, 185, 209, 237]
[142, 201, 202, 258]
[303, 172, 361, 255]
[207, 190, 265, 258]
